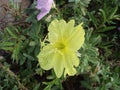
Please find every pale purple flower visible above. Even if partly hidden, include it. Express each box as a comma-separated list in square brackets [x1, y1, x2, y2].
[36, 0, 53, 20]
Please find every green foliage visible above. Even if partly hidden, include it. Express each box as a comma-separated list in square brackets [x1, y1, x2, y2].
[69, 0, 91, 15]
[0, 62, 19, 90]
[78, 29, 101, 73]
[0, 0, 120, 90]
[43, 78, 63, 90]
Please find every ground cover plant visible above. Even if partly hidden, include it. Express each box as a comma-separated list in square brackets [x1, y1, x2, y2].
[0, 0, 120, 90]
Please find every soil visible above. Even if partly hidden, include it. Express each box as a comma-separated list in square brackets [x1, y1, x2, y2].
[0, 0, 32, 31]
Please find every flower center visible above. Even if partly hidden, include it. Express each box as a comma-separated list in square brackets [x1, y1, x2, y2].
[55, 43, 66, 50]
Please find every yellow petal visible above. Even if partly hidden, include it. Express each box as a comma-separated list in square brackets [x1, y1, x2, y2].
[66, 67, 77, 76]
[64, 52, 77, 76]
[64, 20, 75, 38]
[65, 49, 80, 67]
[48, 19, 66, 42]
[39, 54, 54, 70]
[67, 23, 85, 51]
[71, 52, 80, 67]
[37, 44, 55, 70]
[39, 44, 54, 57]
[48, 19, 59, 42]
[53, 52, 64, 78]
[59, 20, 66, 35]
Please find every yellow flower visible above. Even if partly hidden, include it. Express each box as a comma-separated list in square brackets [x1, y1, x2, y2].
[37, 19, 85, 78]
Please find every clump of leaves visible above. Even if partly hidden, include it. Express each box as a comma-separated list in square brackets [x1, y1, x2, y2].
[0, 0, 120, 90]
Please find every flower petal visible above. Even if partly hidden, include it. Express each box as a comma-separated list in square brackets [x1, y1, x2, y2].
[59, 20, 66, 37]
[37, 9, 49, 20]
[48, 19, 59, 42]
[64, 20, 75, 38]
[36, 0, 53, 20]
[37, 44, 55, 70]
[65, 67, 76, 76]
[48, 19, 67, 43]
[64, 52, 77, 76]
[36, 0, 53, 10]
[53, 52, 64, 78]
[67, 23, 85, 51]
[36, 0, 47, 9]
[71, 52, 80, 67]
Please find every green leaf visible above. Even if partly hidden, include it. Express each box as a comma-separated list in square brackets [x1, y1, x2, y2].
[0, 47, 13, 51]
[6, 28, 17, 38]
[12, 42, 22, 61]
[91, 35, 101, 46]
[23, 53, 35, 61]
[99, 9, 106, 24]
[98, 26, 116, 32]
[88, 12, 98, 28]
[33, 84, 40, 90]
[109, 6, 118, 19]
[0, 42, 14, 47]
